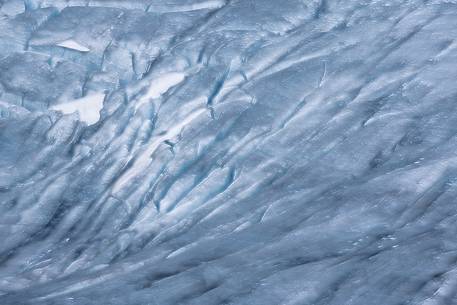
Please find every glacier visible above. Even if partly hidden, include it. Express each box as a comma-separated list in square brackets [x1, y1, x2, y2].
[1, 0, 457, 304]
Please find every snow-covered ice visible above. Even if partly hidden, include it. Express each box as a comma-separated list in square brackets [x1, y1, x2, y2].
[57, 40, 91, 52]
[51, 93, 104, 125]
[1, 0, 457, 304]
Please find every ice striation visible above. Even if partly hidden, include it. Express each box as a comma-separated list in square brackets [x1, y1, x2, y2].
[1, 0, 457, 304]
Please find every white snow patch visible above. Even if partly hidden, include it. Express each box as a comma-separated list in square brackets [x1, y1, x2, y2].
[51, 93, 105, 125]
[146, 73, 186, 99]
[57, 40, 90, 52]
[149, 0, 225, 13]
[135, 72, 186, 111]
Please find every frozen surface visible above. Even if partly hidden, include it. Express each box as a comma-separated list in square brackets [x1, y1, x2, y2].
[1, 0, 457, 304]
[57, 40, 91, 52]
[50, 93, 105, 125]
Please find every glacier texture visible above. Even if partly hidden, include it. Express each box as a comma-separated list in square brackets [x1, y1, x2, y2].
[1, 0, 457, 304]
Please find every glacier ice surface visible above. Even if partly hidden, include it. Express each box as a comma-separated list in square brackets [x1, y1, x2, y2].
[1, 0, 457, 304]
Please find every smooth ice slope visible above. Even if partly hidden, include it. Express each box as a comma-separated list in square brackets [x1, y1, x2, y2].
[1, 0, 457, 304]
